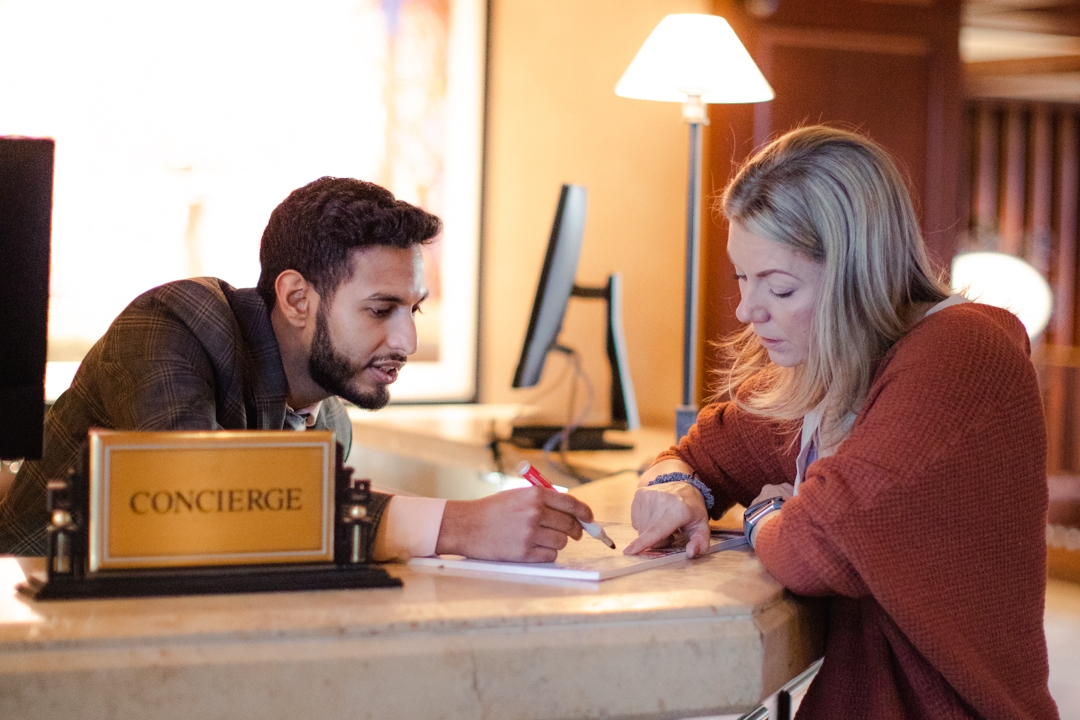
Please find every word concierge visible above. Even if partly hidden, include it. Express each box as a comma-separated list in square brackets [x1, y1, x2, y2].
[128, 487, 305, 515]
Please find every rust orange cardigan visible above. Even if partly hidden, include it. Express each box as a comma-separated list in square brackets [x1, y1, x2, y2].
[660, 303, 1058, 719]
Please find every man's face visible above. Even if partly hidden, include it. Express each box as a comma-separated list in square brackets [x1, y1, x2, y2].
[308, 245, 428, 409]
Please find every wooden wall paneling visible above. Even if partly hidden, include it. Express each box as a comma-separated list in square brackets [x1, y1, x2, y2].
[958, 104, 976, 240]
[1058, 112, 1079, 472]
[962, 102, 1080, 472]
[754, 27, 931, 219]
[1046, 359, 1069, 473]
[920, 0, 964, 269]
[744, 0, 963, 273]
[974, 104, 999, 237]
[1000, 105, 1027, 256]
[1028, 106, 1053, 277]
[701, 101, 756, 396]
[1033, 106, 1063, 471]
[1058, 112, 1079, 348]
[700, 0, 962, 402]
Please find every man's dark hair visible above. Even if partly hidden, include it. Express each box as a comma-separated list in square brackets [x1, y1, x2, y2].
[256, 177, 442, 308]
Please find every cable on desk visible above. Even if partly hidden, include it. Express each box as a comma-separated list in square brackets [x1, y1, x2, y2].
[539, 348, 596, 483]
[488, 348, 646, 485]
[486, 431, 642, 487]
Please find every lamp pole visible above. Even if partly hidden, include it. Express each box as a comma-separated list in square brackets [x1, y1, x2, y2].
[612, 15, 774, 441]
[675, 95, 707, 442]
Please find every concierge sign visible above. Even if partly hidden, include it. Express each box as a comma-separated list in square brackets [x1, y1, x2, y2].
[88, 429, 334, 571]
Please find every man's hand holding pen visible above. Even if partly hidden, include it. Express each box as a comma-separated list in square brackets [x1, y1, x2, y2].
[436, 488, 596, 563]
[518, 461, 616, 549]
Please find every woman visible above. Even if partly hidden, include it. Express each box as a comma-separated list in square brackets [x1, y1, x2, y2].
[625, 126, 1058, 719]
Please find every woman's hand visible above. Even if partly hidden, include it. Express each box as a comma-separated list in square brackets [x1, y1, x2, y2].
[624, 459, 711, 558]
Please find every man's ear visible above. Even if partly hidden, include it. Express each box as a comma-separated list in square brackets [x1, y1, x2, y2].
[273, 270, 319, 328]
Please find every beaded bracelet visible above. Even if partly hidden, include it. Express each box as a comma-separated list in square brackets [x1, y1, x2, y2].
[647, 472, 715, 511]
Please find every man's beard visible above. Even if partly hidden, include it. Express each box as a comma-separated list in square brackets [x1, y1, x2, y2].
[308, 308, 401, 410]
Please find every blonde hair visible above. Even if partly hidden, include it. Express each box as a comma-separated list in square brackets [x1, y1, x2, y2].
[718, 126, 949, 449]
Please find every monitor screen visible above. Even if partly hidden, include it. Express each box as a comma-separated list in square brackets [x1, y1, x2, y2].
[512, 184, 587, 389]
[0, 136, 53, 460]
[509, 184, 639, 451]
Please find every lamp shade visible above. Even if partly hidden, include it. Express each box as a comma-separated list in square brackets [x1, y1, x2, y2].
[950, 251, 1053, 339]
[615, 14, 774, 104]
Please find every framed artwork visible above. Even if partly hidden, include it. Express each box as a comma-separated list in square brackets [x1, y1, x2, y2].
[0, 0, 485, 402]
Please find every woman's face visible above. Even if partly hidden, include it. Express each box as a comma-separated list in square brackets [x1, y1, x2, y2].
[728, 221, 826, 367]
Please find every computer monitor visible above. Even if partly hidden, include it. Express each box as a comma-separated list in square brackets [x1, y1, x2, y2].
[0, 137, 53, 460]
[510, 184, 639, 451]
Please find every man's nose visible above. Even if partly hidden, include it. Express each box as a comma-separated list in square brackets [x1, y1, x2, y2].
[388, 312, 418, 356]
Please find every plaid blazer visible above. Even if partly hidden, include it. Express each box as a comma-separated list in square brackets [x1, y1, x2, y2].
[0, 278, 388, 555]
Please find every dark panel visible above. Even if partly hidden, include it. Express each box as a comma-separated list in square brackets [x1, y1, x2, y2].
[0, 136, 54, 460]
[699, 0, 962, 402]
[758, 41, 930, 216]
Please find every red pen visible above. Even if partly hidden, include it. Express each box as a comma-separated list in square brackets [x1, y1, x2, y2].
[517, 461, 616, 549]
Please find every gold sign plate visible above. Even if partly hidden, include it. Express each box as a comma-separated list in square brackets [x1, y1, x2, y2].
[88, 430, 335, 571]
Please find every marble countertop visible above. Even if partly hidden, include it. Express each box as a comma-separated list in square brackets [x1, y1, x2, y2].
[0, 470, 823, 720]
[0, 545, 784, 646]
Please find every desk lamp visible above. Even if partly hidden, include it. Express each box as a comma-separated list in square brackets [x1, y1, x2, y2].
[615, 14, 773, 441]
[950, 251, 1053, 338]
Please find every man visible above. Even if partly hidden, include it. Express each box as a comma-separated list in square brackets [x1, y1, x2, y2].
[0, 177, 594, 561]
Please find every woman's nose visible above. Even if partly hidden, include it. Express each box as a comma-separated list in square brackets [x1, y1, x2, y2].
[735, 292, 767, 325]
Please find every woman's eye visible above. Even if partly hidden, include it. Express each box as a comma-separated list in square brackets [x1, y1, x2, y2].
[770, 289, 795, 299]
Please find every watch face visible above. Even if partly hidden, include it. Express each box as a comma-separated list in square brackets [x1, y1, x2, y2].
[744, 497, 784, 523]
[743, 496, 785, 547]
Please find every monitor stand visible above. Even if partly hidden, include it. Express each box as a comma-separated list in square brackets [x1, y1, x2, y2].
[508, 424, 633, 451]
[509, 274, 640, 453]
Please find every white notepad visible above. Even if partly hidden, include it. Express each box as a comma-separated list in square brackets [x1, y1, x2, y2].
[409, 524, 748, 582]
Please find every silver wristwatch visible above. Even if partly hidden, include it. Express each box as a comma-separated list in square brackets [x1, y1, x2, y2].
[743, 497, 785, 547]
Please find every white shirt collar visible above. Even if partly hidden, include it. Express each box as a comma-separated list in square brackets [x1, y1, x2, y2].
[285, 401, 322, 428]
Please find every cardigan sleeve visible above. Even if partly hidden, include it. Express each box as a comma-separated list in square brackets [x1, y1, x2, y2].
[655, 381, 799, 519]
